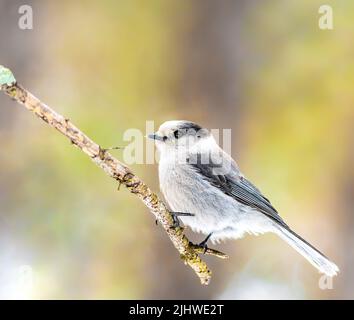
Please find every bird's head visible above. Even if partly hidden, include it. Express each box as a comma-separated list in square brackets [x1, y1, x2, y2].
[148, 120, 212, 153]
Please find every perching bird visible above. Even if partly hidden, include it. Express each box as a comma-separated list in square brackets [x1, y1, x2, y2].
[148, 120, 339, 277]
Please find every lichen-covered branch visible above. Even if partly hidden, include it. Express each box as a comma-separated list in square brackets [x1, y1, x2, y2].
[0, 65, 227, 285]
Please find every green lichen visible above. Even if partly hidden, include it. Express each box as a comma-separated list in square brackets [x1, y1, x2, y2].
[0, 65, 16, 87]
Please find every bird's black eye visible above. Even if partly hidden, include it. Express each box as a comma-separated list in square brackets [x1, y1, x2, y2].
[173, 130, 180, 139]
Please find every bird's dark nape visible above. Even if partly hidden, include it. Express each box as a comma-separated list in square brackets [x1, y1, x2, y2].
[178, 121, 203, 132]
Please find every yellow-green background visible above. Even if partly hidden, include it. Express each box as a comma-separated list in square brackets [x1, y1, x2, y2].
[0, 0, 352, 299]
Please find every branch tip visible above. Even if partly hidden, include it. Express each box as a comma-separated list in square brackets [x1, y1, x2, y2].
[0, 65, 16, 88]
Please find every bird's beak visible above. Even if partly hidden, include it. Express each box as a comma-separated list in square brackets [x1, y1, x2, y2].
[148, 134, 164, 141]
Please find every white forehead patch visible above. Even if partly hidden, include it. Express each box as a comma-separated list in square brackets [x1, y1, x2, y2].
[158, 120, 188, 132]
[158, 120, 204, 133]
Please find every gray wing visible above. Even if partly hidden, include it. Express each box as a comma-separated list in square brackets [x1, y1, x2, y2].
[189, 153, 288, 228]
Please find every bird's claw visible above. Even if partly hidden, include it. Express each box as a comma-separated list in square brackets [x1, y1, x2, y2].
[199, 242, 208, 254]
[198, 240, 209, 254]
[198, 233, 213, 254]
[171, 213, 180, 228]
[169, 211, 194, 229]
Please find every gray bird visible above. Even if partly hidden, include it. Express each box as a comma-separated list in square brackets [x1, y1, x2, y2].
[148, 120, 339, 276]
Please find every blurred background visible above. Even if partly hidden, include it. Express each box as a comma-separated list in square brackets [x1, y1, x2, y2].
[0, 0, 353, 299]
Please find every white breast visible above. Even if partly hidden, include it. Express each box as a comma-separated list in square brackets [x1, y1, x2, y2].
[158, 151, 239, 235]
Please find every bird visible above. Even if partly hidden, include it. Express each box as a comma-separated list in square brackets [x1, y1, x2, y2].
[148, 120, 339, 277]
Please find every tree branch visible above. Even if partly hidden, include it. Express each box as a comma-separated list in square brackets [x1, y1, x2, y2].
[0, 65, 228, 285]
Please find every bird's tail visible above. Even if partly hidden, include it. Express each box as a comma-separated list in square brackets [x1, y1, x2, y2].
[274, 225, 339, 277]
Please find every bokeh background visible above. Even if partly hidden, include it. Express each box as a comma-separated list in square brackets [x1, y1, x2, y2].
[0, 0, 353, 299]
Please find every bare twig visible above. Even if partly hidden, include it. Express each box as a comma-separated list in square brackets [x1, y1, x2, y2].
[0, 65, 228, 285]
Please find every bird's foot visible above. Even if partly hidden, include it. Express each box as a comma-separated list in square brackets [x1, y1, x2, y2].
[170, 211, 194, 228]
[198, 233, 213, 254]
